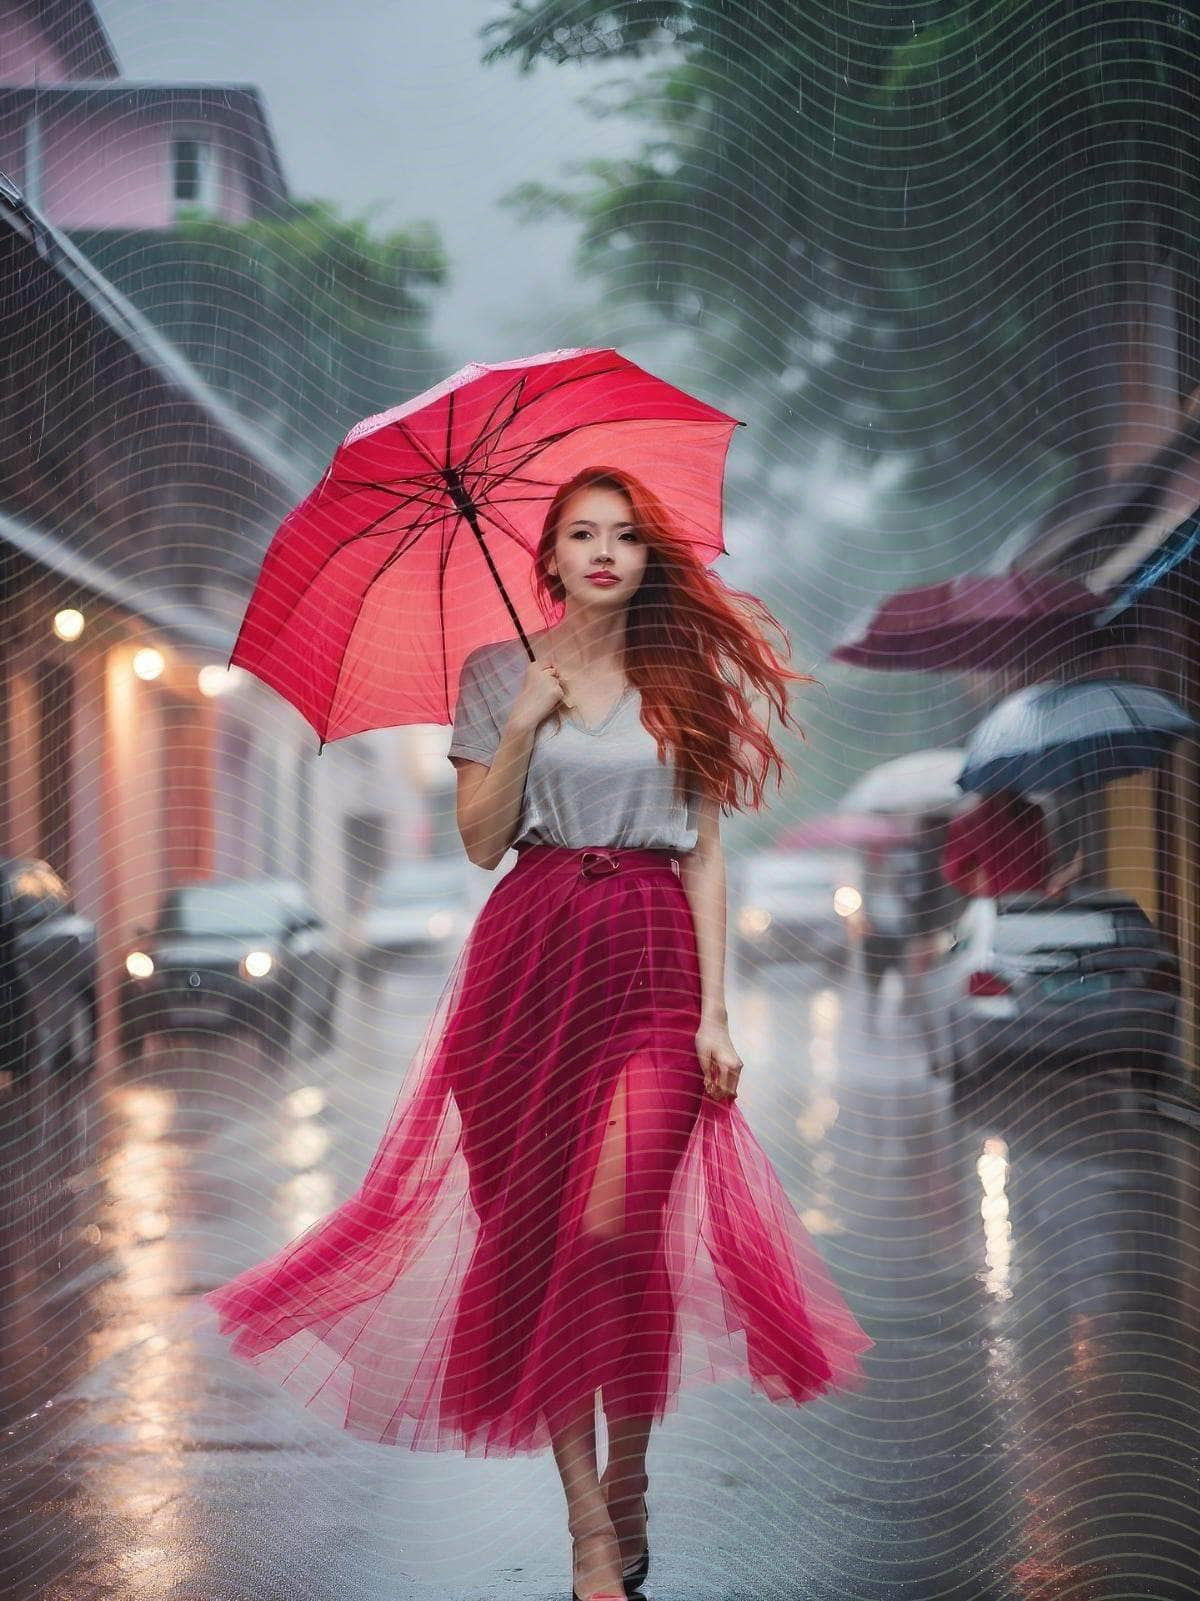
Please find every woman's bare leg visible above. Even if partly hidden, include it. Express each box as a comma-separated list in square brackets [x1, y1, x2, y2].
[549, 1395, 624, 1599]
[584, 1065, 653, 1574]
[600, 1408, 652, 1574]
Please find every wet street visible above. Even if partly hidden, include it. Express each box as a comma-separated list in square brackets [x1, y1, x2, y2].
[2, 951, 1198, 1601]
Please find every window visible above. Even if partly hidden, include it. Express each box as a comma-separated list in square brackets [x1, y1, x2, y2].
[158, 884, 292, 938]
[171, 136, 219, 213]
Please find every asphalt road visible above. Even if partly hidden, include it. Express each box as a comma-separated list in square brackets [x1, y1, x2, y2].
[2, 953, 1198, 1600]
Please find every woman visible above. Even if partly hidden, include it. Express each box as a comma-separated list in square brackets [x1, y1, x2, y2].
[201, 466, 872, 1601]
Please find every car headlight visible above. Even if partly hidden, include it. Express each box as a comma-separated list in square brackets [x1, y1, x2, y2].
[737, 905, 771, 937]
[125, 950, 155, 979]
[241, 949, 275, 980]
[833, 886, 862, 918]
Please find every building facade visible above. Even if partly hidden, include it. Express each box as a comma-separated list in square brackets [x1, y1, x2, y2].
[0, 1, 427, 1078]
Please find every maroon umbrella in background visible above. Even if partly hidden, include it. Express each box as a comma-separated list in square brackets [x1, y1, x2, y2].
[830, 572, 1104, 671]
[777, 813, 916, 851]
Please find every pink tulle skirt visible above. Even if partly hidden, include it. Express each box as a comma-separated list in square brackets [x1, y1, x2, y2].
[200, 842, 873, 1456]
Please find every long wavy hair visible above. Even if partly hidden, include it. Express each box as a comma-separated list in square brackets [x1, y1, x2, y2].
[533, 466, 814, 813]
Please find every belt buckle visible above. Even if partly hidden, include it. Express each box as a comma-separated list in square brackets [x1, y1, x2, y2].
[579, 848, 621, 879]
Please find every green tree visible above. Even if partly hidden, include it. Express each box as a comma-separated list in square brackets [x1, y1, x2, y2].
[71, 197, 448, 468]
[486, 2, 1200, 491]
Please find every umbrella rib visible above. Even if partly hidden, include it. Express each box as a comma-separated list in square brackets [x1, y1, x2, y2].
[334, 469, 443, 497]
[469, 404, 687, 493]
[322, 499, 462, 733]
[458, 377, 528, 471]
[467, 362, 631, 468]
[1104, 681, 1145, 731]
[443, 387, 456, 475]
[464, 429, 587, 504]
[470, 418, 588, 473]
[328, 486, 448, 550]
[495, 359, 629, 422]
[470, 498, 540, 557]
[309, 500, 451, 740]
[332, 478, 448, 520]
[436, 495, 460, 721]
[393, 419, 444, 475]
[367, 502, 453, 568]
[457, 360, 629, 478]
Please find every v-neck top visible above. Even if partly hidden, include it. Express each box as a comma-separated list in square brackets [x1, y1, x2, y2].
[447, 636, 700, 852]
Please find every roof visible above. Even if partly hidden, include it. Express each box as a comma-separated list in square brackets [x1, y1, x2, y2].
[0, 171, 309, 501]
[0, 80, 289, 209]
[1012, 408, 1200, 592]
[0, 503, 236, 656]
[27, 0, 120, 80]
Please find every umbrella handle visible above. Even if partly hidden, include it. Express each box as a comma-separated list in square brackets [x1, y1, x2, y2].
[445, 470, 537, 662]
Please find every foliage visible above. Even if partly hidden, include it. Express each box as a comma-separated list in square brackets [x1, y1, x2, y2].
[485, 2, 1200, 483]
[70, 198, 448, 468]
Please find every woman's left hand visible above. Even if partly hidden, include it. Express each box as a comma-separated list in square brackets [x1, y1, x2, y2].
[696, 1019, 743, 1104]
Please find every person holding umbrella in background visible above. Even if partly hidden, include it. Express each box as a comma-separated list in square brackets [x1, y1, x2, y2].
[940, 790, 1083, 902]
[196, 351, 873, 1601]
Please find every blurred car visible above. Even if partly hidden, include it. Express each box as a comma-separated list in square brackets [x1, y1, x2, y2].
[929, 888, 1180, 1085]
[734, 850, 861, 975]
[240, 876, 343, 1045]
[0, 856, 98, 1113]
[355, 859, 473, 967]
[118, 876, 341, 1059]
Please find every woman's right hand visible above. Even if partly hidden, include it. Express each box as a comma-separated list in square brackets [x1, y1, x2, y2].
[510, 657, 568, 733]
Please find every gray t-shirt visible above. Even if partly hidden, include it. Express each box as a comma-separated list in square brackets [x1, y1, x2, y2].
[447, 636, 699, 852]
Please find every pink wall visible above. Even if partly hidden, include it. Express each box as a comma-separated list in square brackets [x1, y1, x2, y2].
[2, 4, 262, 227]
[0, 8, 71, 82]
[37, 107, 253, 227]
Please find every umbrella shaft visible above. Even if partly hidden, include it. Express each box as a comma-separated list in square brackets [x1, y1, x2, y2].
[444, 470, 535, 662]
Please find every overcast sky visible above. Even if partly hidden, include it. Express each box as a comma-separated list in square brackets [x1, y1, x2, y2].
[98, 0, 641, 362]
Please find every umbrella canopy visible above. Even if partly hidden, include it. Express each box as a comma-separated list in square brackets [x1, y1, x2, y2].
[840, 750, 968, 815]
[830, 573, 1104, 671]
[776, 813, 915, 851]
[958, 679, 1196, 795]
[229, 347, 742, 745]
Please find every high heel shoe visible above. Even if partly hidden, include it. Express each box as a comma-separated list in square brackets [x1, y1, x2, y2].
[617, 1499, 649, 1598]
[600, 1479, 650, 1598]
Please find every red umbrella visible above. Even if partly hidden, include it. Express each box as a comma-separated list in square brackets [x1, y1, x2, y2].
[776, 813, 915, 851]
[228, 347, 742, 746]
[830, 572, 1103, 672]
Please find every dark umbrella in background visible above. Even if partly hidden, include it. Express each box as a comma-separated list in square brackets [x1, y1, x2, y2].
[957, 679, 1196, 795]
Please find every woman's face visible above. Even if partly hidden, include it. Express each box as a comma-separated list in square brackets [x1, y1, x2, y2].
[548, 485, 648, 608]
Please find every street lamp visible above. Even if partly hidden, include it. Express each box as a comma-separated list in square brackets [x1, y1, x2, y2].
[53, 608, 85, 642]
[198, 663, 246, 698]
[132, 647, 165, 681]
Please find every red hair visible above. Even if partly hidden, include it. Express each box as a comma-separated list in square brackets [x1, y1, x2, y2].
[532, 466, 814, 813]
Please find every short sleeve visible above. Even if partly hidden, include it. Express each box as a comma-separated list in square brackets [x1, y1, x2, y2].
[447, 648, 502, 768]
